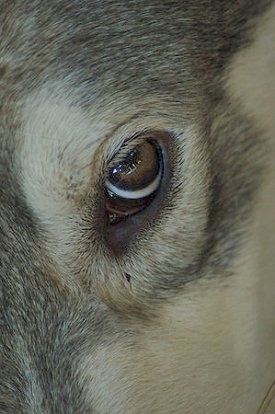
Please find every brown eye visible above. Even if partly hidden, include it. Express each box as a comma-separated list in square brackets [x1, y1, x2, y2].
[102, 131, 173, 253]
[105, 138, 163, 223]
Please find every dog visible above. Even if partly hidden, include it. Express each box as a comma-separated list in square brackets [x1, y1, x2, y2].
[0, 1, 275, 413]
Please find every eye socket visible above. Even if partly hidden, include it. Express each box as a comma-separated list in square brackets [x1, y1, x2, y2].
[105, 138, 163, 224]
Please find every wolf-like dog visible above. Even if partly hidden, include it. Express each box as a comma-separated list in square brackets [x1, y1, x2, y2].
[0, 1, 275, 413]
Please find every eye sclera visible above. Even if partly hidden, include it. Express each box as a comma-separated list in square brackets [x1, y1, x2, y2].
[105, 167, 162, 200]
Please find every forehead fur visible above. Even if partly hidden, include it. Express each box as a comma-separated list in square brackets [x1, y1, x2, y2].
[0, 0, 271, 98]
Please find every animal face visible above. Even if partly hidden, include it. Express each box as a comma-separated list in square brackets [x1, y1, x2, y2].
[0, 1, 275, 413]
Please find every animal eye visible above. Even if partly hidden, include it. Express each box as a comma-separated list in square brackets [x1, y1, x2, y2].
[102, 131, 173, 254]
[105, 138, 163, 224]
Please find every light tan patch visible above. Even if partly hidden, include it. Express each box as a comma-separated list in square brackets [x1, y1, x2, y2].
[81, 268, 268, 413]
[227, 2, 275, 136]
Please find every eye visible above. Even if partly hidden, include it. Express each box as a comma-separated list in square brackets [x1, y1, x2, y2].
[106, 140, 162, 200]
[105, 139, 163, 224]
[102, 131, 173, 254]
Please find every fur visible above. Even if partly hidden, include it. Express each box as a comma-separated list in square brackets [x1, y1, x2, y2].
[0, 1, 274, 412]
